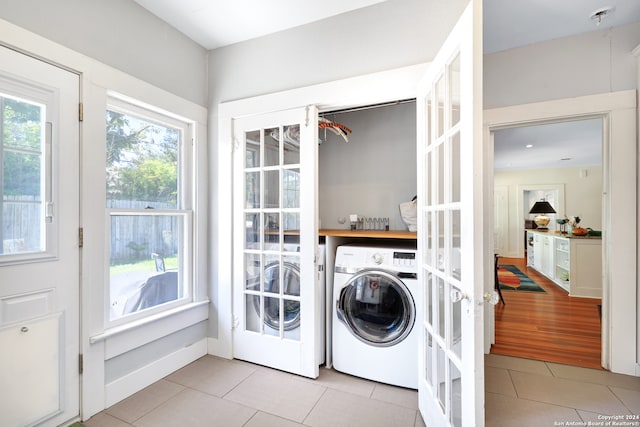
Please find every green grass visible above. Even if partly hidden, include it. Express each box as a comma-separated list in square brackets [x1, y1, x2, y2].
[110, 256, 178, 275]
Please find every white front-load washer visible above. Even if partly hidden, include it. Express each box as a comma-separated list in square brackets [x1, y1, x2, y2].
[246, 243, 326, 365]
[332, 243, 419, 389]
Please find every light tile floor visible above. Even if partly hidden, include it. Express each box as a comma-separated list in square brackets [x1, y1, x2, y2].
[84, 354, 640, 427]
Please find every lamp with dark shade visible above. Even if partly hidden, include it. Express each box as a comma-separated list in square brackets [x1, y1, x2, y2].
[529, 200, 556, 230]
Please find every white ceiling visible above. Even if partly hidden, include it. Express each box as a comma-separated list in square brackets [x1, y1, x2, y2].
[133, 0, 640, 52]
[493, 119, 603, 171]
[484, 0, 640, 54]
[132, 0, 389, 50]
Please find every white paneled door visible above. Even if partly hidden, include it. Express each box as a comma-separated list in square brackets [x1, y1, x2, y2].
[416, 1, 486, 426]
[232, 107, 319, 378]
[0, 46, 80, 426]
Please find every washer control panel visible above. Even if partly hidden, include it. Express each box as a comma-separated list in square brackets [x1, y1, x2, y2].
[393, 251, 416, 267]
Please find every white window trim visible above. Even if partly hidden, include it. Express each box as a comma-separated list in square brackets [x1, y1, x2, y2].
[89, 299, 209, 346]
[104, 95, 196, 328]
[0, 74, 58, 266]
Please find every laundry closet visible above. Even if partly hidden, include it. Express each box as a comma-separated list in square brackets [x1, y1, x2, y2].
[227, 79, 425, 380]
[317, 100, 419, 373]
[318, 100, 417, 231]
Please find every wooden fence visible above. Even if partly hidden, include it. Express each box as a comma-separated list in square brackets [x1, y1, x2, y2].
[2, 198, 180, 261]
[2, 196, 41, 254]
[109, 200, 179, 263]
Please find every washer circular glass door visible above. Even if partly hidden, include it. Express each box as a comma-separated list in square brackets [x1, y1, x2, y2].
[337, 269, 415, 347]
[254, 261, 301, 331]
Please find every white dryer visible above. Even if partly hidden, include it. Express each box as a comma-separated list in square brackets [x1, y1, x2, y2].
[332, 243, 419, 389]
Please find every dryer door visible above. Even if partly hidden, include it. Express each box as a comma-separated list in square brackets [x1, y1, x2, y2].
[337, 269, 415, 347]
[255, 261, 301, 332]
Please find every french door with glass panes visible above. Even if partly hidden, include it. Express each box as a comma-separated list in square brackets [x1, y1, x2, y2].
[232, 106, 319, 378]
[417, 1, 487, 426]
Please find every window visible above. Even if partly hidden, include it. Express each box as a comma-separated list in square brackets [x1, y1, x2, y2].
[0, 89, 54, 263]
[106, 97, 193, 322]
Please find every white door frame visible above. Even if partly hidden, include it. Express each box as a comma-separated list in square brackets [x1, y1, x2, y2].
[483, 90, 638, 375]
[213, 64, 430, 357]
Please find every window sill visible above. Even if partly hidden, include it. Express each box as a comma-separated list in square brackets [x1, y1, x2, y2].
[89, 299, 209, 346]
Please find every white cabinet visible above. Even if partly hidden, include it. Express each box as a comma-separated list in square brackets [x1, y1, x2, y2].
[569, 239, 602, 298]
[531, 232, 554, 278]
[541, 235, 554, 279]
[528, 231, 602, 298]
[554, 237, 571, 292]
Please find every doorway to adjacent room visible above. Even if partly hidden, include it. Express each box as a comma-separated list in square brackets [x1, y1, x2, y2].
[491, 118, 603, 369]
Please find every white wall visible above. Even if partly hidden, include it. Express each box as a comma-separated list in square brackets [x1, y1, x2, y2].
[0, 0, 208, 106]
[319, 102, 417, 230]
[484, 22, 640, 109]
[494, 166, 603, 257]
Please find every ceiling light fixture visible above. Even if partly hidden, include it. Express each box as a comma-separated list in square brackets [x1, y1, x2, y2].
[525, 144, 533, 148]
[590, 6, 614, 26]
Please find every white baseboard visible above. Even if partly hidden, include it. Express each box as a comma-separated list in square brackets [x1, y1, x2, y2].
[105, 338, 207, 407]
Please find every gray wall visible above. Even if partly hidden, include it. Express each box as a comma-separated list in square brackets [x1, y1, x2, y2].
[484, 22, 640, 109]
[208, 0, 469, 336]
[105, 322, 207, 382]
[0, 0, 208, 106]
[207, 0, 468, 108]
[319, 102, 417, 231]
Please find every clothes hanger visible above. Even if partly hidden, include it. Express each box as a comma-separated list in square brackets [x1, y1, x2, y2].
[318, 117, 351, 143]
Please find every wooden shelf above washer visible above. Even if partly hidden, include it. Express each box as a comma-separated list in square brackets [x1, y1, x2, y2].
[319, 229, 417, 239]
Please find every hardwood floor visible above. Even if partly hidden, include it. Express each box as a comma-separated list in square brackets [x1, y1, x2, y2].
[491, 257, 602, 369]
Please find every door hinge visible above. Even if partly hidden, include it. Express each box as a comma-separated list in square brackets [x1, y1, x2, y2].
[79, 102, 83, 122]
[79, 227, 84, 248]
[79, 354, 83, 374]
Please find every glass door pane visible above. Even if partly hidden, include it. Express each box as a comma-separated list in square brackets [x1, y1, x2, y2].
[242, 122, 302, 340]
[1, 95, 46, 256]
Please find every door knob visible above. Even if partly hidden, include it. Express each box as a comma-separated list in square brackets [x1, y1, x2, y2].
[450, 289, 466, 303]
[482, 291, 499, 305]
